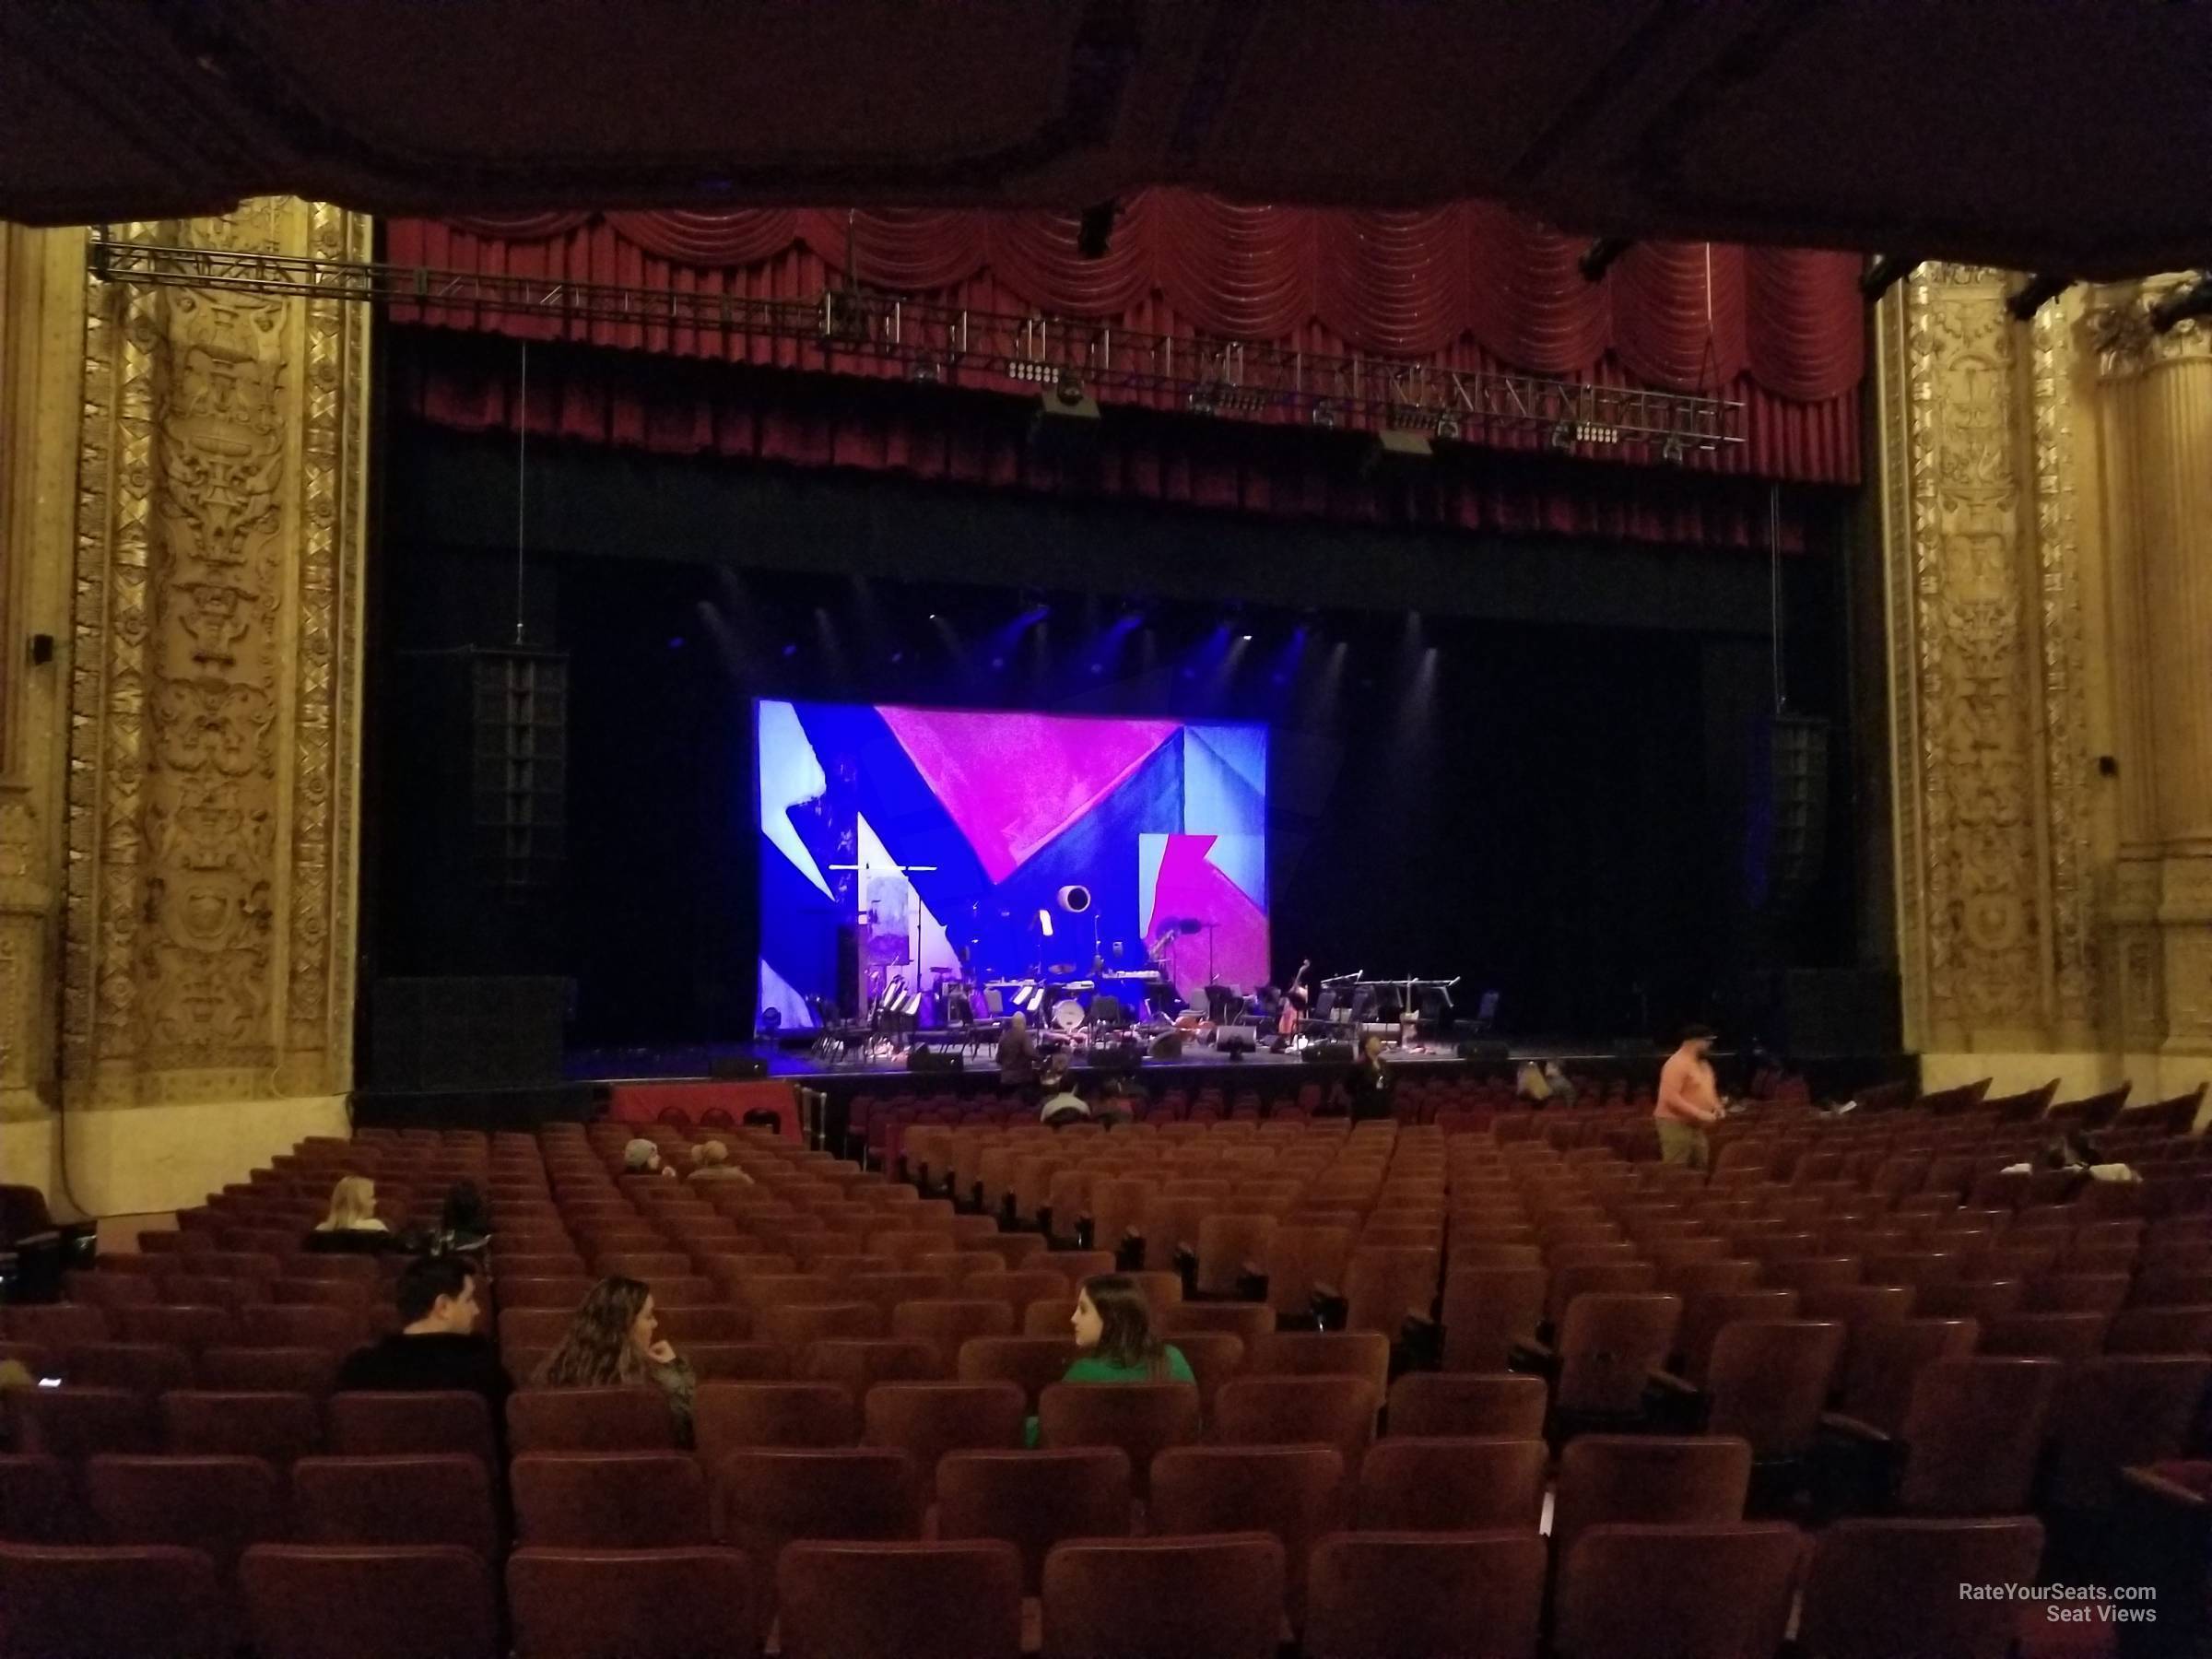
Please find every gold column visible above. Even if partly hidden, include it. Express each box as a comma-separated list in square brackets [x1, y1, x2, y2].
[1876, 265, 2108, 1084]
[2089, 280, 2212, 1062]
[0, 199, 370, 1216]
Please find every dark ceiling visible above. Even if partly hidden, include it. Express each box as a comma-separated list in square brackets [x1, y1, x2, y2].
[5, 0, 2206, 277]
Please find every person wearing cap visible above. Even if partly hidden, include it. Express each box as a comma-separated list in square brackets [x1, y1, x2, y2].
[1654, 1025, 1725, 1169]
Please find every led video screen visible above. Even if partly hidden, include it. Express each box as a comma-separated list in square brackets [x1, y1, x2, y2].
[757, 700, 1267, 1028]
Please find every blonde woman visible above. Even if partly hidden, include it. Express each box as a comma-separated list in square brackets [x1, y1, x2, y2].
[533, 1277, 697, 1445]
[304, 1174, 394, 1254]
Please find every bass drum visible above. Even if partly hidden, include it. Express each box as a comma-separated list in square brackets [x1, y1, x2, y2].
[1050, 996, 1086, 1034]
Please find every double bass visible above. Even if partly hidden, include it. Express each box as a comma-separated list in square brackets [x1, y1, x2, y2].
[1277, 959, 1312, 1039]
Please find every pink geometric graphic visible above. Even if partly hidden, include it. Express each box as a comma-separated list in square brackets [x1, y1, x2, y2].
[1144, 832, 1270, 1003]
[879, 707, 1179, 883]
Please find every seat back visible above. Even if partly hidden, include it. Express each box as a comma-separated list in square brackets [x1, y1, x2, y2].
[779, 1541, 1021, 1659]
[1040, 1535, 1285, 1659]
[1798, 1517, 2045, 1659]
[1148, 1445, 1346, 1619]
[291, 1455, 498, 1560]
[160, 1391, 322, 1463]
[86, 1454, 282, 1571]
[1305, 1533, 1547, 1659]
[1355, 1437, 1547, 1531]
[1212, 1376, 1379, 1474]
[1556, 1523, 1803, 1659]
[326, 1391, 498, 1465]
[2045, 1357, 2212, 1511]
[1897, 1358, 2064, 1515]
[1834, 1317, 1978, 1434]
[1551, 1434, 1753, 1564]
[693, 1382, 858, 1465]
[1438, 1266, 1547, 1371]
[1702, 1320, 1847, 1457]
[0, 1542, 227, 1659]
[1554, 1294, 1682, 1416]
[506, 1547, 759, 1659]
[1384, 1372, 1546, 1439]
[860, 1382, 1027, 1500]
[511, 1452, 712, 1547]
[711, 1449, 922, 1619]
[241, 1544, 498, 1659]
[1036, 1382, 1202, 1498]
[936, 1449, 1134, 1594]
[507, 1386, 679, 1454]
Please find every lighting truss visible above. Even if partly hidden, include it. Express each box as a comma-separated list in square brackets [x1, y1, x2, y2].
[90, 232, 1742, 456]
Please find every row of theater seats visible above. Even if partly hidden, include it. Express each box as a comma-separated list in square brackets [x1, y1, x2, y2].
[6, 1103, 2207, 1655]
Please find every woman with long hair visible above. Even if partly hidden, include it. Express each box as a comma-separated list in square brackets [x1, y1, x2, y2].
[532, 1276, 697, 1444]
[315, 1175, 385, 1233]
[1025, 1275, 1194, 1444]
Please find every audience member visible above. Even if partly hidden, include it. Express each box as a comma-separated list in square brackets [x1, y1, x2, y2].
[686, 1140, 754, 1183]
[335, 1254, 509, 1410]
[1654, 1024, 1726, 1170]
[1025, 1275, 1194, 1445]
[1543, 1060, 1578, 1106]
[997, 1012, 1037, 1088]
[533, 1277, 697, 1446]
[1092, 1076, 1138, 1127]
[1334, 1032, 1394, 1122]
[622, 1138, 677, 1179]
[437, 1181, 493, 1253]
[1039, 1077, 1089, 1126]
[304, 1174, 396, 1253]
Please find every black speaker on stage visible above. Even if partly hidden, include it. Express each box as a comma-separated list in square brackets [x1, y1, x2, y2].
[1751, 714, 1830, 912]
[1303, 1041, 1355, 1065]
[1457, 1040, 1512, 1063]
[1089, 1040, 1145, 1076]
[1216, 1028, 1256, 1056]
[908, 1046, 964, 1075]
[1148, 1031, 1185, 1061]
[710, 1054, 770, 1081]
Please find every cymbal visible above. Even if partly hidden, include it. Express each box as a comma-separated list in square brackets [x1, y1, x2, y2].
[1047, 962, 1077, 977]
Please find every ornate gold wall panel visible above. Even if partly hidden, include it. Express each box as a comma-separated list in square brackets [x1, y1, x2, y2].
[65, 200, 369, 1107]
[1877, 267, 2105, 1058]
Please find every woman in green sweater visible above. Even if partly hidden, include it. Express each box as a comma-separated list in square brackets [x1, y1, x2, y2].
[1025, 1275, 1195, 1446]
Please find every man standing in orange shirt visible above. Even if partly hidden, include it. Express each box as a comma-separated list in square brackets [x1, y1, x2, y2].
[1654, 1025, 1725, 1169]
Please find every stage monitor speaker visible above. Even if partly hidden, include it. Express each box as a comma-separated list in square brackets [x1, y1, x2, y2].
[1216, 1027, 1257, 1055]
[1303, 1041, 1355, 1065]
[1090, 1040, 1144, 1076]
[1456, 1040, 1511, 1063]
[1148, 1031, 1184, 1061]
[908, 1046, 965, 1075]
[710, 1054, 770, 1081]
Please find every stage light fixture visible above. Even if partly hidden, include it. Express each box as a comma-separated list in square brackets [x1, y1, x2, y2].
[2006, 272, 2076, 322]
[1310, 400, 1339, 429]
[1661, 434, 1687, 464]
[1860, 253, 1923, 301]
[1578, 237, 1632, 283]
[1434, 412, 1462, 440]
[1548, 419, 1575, 452]
[1077, 199, 1119, 260]
[1038, 908, 1054, 936]
[2150, 272, 2212, 333]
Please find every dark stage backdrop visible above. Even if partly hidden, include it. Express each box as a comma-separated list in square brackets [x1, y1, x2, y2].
[366, 422, 1862, 1053]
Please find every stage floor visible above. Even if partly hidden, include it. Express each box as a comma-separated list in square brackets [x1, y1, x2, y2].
[566, 1032, 1663, 1086]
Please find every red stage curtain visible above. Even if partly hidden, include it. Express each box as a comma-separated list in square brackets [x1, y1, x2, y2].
[392, 192, 1862, 543]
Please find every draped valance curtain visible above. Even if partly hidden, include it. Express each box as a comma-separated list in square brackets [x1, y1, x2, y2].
[387, 192, 1865, 547]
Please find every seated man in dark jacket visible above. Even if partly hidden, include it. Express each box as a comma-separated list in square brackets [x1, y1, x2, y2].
[336, 1253, 509, 1411]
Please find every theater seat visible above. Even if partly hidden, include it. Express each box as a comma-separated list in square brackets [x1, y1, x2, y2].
[779, 1540, 1021, 1659]
[241, 1544, 498, 1659]
[511, 1453, 712, 1548]
[935, 1448, 1134, 1594]
[1041, 1535, 1284, 1659]
[1305, 1532, 1547, 1659]
[291, 1455, 499, 1561]
[1556, 1523, 1804, 1659]
[327, 1390, 498, 1464]
[0, 1542, 228, 1659]
[507, 1547, 759, 1659]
